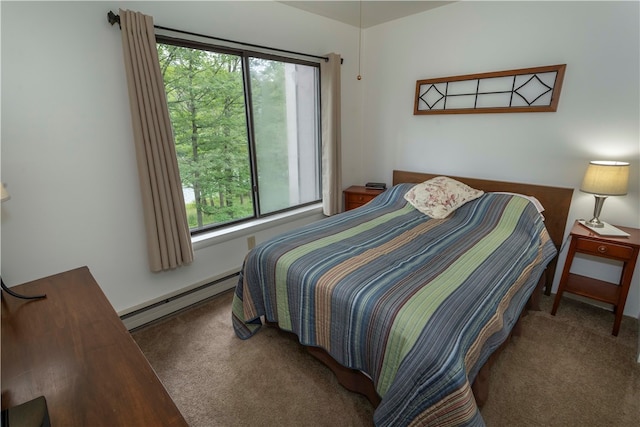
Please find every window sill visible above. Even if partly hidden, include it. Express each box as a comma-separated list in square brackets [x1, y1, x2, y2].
[192, 203, 324, 251]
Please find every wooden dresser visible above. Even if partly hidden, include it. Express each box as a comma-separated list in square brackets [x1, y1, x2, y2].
[1, 267, 187, 426]
[343, 185, 384, 211]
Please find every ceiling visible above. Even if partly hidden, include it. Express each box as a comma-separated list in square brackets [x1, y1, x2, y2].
[279, 1, 453, 28]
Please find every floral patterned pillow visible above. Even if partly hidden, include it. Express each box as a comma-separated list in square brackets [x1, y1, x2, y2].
[404, 176, 484, 219]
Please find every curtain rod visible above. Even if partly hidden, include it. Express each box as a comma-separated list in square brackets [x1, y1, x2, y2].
[107, 11, 342, 64]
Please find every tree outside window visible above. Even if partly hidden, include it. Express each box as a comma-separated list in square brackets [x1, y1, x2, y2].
[157, 39, 321, 233]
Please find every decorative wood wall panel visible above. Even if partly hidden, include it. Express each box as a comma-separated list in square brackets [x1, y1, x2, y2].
[414, 64, 566, 115]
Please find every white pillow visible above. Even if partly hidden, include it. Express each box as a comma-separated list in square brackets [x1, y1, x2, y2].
[404, 176, 484, 219]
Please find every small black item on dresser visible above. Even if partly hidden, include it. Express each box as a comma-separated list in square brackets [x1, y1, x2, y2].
[1, 396, 51, 427]
[365, 182, 386, 190]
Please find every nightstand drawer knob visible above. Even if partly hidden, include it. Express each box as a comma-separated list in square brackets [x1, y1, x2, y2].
[597, 245, 608, 253]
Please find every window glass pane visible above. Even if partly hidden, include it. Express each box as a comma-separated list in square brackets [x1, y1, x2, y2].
[157, 43, 253, 231]
[157, 39, 322, 234]
[249, 58, 320, 214]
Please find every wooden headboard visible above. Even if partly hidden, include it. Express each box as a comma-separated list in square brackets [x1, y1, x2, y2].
[392, 170, 574, 251]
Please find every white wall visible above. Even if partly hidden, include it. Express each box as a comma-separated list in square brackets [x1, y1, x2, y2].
[2, 1, 639, 320]
[361, 1, 640, 317]
[0, 1, 361, 313]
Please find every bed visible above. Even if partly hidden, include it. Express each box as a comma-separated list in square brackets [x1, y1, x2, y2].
[232, 170, 573, 426]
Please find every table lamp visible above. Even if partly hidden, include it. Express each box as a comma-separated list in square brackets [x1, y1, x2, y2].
[1, 183, 47, 300]
[1, 183, 10, 202]
[580, 160, 629, 228]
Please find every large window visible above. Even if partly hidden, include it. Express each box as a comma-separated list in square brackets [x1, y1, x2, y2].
[157, 38, 321, 234]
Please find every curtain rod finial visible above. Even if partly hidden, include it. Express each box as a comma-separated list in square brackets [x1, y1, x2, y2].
[107, 11, 120, 27]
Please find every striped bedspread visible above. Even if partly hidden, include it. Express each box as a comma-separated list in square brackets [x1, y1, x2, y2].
[232, 183, 557, 426]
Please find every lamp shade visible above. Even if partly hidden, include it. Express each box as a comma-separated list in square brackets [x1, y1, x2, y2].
[1, 183, 10, 202]
[580, 161, 629, 196]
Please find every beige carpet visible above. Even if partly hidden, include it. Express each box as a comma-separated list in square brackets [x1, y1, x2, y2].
[132, 291, 639, 426]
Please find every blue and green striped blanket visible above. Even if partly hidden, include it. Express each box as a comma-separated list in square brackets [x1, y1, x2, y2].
[232, 183, 556, 426]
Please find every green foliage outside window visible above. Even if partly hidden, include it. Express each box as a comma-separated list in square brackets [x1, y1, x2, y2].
[157, 41, 321, 233]
[158, 44, 253, 229]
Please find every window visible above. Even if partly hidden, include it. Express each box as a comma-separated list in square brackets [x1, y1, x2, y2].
[156, 37, 321, 234]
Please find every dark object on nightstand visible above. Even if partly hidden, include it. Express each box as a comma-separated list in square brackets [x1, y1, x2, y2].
[344, 185, 384, 211]
[551, 220, 640, 336]
[1, 396, 50, 427]
[365, 182, 386, 190]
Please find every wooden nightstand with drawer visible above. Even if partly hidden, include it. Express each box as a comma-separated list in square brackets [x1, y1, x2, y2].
[343, 186, 384, 211]
[551, 221, 640, 336]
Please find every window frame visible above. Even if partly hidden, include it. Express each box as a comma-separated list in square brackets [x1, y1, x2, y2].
[156, 35, 323, 236]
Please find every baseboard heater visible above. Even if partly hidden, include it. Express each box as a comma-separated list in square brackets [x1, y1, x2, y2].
[121, 271, 240, 331]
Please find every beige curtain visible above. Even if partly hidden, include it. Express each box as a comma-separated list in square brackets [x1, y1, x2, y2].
[119, 9, 194, 272]
[320, 53, 342, 215]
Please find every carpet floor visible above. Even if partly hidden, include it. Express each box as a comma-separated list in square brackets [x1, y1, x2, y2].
[132, 291, 639, 426]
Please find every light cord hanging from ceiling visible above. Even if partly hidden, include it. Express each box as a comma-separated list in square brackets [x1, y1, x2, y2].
[357, 0, 362, 80]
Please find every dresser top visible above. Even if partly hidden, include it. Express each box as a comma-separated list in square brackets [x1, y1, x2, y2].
[1, 267, 188, 426]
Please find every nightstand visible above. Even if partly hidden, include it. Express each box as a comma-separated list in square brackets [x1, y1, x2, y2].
[551, 221, 640, 336]
[343, 186, 384, 211]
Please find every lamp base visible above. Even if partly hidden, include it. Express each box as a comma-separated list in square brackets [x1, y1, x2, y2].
[1, 278, 46, 300]
[584, 218, 605, 228]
